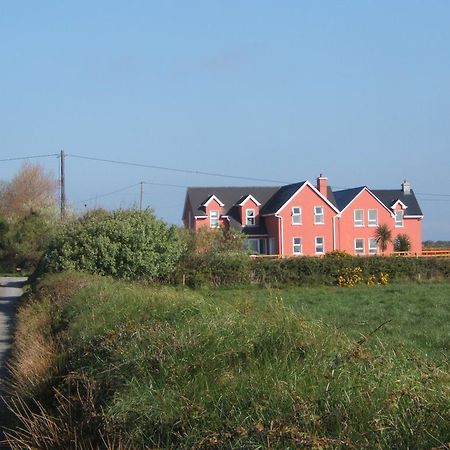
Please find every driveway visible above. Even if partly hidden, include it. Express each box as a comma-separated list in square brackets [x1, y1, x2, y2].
[0, 276, 27, 445]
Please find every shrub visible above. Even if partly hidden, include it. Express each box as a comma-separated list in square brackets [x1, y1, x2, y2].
[394, 233, 412, 252]
[41, 209, 184, 281]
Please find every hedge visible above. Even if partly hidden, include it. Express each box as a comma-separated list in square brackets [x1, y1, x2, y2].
[176, 254, 450, 287]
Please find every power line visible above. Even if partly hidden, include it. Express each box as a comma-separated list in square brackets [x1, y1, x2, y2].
[143, 181, 187, 189]
[68, 153, 289, 184]
[416, 192, 450, 198]
[0, 153, 59, 162]
[81, 183, 141, 204]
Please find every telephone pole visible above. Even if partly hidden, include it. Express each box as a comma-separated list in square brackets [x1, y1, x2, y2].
[60, 150, 66, 219]
[139, 181, 144, 211]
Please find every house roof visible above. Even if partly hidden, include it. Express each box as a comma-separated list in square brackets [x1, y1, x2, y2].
[184, 186, 280, 233]
[333, 186, 423, 217]
[333, 187, 366, 210]
[260, 181, 307, 215]
[371, 189, 423, 216]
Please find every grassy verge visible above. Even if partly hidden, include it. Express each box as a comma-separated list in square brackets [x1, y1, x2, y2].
[5, 274, 450, 449]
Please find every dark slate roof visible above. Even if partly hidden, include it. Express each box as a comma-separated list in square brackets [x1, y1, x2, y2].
[333, 187, 366, 210]
[326, 186, 338, 209]
[371, 189, 423, 216]
[332, 186, 423, 216]
[260, 181, 307, 215]
[184, 186, 280, 232]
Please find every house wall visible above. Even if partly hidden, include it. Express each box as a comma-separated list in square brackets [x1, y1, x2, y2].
[400, 218, 422, 254]
[264, 215, 280, 254]
[391, 202, 422, 254]
[276, 184, 336, 256]
[337, 190, 394, 255]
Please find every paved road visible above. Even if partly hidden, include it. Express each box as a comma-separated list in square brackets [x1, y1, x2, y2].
[0, 276, 27, 443]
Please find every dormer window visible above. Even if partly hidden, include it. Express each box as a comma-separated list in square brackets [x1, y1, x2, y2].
[246, 209, 256, 226]
[210, 210, 219, 228]
[395, 210, 404, 227]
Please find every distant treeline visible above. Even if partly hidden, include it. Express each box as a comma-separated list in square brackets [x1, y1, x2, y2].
[423, 240, 450, 248]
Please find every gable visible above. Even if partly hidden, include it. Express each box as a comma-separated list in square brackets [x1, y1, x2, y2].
[262, 181, 339, 215]
[336, 187, 394, 217]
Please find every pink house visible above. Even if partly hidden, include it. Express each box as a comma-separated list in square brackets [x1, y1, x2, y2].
[182, 175, 423, 256]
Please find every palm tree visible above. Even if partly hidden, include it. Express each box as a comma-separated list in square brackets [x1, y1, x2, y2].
[374, 224, 392, 254]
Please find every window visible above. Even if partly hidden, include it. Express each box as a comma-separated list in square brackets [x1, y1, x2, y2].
[315, 236, 325, 254]
[355, 238, 364, 254]
[314, 206, 324, 224]
[368, 238, 378, 254]
[292, 207, 302, 225]
[210, 210, 219, 228]
[354, 209, 364, 226]
[395, 210, 404, 227]
[293, 237, 302, 255]
[246, 209, 256, 226]
[246, 239, 266, 254]
[368, 209, 378, 227]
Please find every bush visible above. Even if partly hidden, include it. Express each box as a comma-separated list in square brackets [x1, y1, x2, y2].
[41, 209, 185, 281]
[0, 211, 56, 272]
[394, 233, 412, 252]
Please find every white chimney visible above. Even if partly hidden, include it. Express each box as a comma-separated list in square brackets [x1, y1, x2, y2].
[402, 180, 411, 194]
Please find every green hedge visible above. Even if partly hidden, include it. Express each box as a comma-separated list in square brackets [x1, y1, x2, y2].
[177, 254, 450, 287]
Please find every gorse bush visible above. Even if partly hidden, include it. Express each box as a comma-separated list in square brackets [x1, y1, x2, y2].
[41, 209, 185, 281]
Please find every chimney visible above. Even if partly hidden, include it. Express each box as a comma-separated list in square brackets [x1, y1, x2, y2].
[402, 179, 411, 195]
[317, 173, 328, 197]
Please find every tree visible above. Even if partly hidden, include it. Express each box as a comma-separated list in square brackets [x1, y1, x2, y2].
[374, 224, 393, 254]
[394, 234, 412, 252]
[0, 162, 58, 220]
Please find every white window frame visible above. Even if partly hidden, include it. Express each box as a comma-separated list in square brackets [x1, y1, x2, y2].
[293, 237, 302, 255]
[315, 236, 325, 254]
[246, 208, 256, 226]
[354, 238, 364, 254]
[210, 210, 219, 228]
[368, 209, 378, 227]
[368, 238, 378, 254]
[354, 209, 364, 227]
[314, 206, 324, 224]
[395, 210, 404, 227]
[292, 207, 302, 225]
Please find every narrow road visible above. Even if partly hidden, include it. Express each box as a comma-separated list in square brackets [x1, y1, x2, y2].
[0, 276, 27, 445]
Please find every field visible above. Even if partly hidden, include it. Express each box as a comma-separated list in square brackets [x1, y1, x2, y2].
[212, 282, 450, 362]
[5, 274, 450, 449]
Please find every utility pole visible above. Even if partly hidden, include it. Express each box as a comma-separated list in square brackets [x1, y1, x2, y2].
[139, 181, 144, 211]
[59, 150, 66, 219]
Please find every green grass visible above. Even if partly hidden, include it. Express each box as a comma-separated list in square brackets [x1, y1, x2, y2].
[7, 275, 450, 449]
[210, 282, 450, 362]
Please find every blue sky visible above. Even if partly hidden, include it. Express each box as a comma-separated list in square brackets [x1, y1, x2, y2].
[1, 1, 449, 239]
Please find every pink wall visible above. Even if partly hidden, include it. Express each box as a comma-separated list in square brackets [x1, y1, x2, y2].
[401, 218, 422, 254]
[337, 190, 394, 255]
[264, 215, 280, 254]
[275, 184, 336, 256]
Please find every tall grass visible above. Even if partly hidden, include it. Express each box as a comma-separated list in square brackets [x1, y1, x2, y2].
[5, 274, 450, 449]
